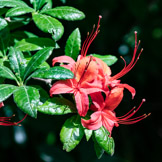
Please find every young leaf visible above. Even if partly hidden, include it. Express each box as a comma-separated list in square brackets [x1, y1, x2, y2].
[0, 66, 18, 81]
[41, 0, 53, 11]
[0, 0, 28, 8]
[92, 135, 104, 159]
[94, 126, 115, 156]
[23, 47, 53, 81]
[8, 47, 27, 78]
[0, 84, 17, 102]
[37, 97, 75, 115]
[13, 86, 40, 118]
[65, 28, 81, 60]
[84, 128, 93, 141]
[15, 37, 56, 52]
[32, 13, 64, 41]
[41, 6, 85, 21]
[60, 115, 84, 152]
[31, 66, 74, 80]
[91, 54, 118, 66]
[6, 6, 34, 17]
[30, 0, 45, 10]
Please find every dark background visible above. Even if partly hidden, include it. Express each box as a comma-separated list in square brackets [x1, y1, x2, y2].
[0, 0, 162, 161]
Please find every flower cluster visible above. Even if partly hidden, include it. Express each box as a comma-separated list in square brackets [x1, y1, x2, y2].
[50, 16, 150, 136]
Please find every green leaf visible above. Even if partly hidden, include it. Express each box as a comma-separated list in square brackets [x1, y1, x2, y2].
[60, 0, 66, 4]
[92, 135, 104, 159]
[31, 66, 74, 80]
[13, 86, 40, 118]
[37, 97, 75, 115]
[91, 54, 118, 66]
[0, 0, 28, 8]
[15, 37, 56, 52]
[65, 28, 81, 60]
[0, 66, 17, 81]
[0, 8, 8, 16]
[6, 6, 34, 17]
[8, 47, 27, 79]
[84, 128, 93, 141]
[41, 6, 85, 21]
[60, 115, 84, 152]
[0, 84, 17, 102]
[30, 0, 45, 10]
[23, 47, 53, 80]
[41, 0, 52, 11]
[32, 13, 64, 41]
[94, 126, 115, 156]
[0, 17, 10, 54]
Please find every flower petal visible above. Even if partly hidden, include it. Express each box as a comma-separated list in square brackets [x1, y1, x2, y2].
[0, 102, 4, 108]
[52, 56, 75, 71]
[75, 90, 89, 117]
[105, 87, 124, 111]
[81, 111, 102, 130]
[90, 92, 104, 111]
[50, 79, 74, 96]
[118, 84, 136, 99]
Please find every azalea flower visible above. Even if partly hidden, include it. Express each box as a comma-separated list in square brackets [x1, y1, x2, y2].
[50, 16, 104, 116]
[0, 102, 27, 126]
[81, 90, 150, 136]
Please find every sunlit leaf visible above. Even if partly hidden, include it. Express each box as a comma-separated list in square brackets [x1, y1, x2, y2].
[0, 84, 17, 102]
[91, 54, 118, 66]
[15, 37, 56, 52]
[32, 13, 64, 41]
[41, 6, 85, 21]
[65, 28, 81, 60]
[37, 97, 75, 115]
[13, 86, 40, 118]
[23, 47, 53, 80]
[60, 115, 84, 152]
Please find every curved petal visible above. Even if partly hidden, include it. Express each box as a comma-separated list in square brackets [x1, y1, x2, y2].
[105, 87, 124, 111]
[75, 90, 89, 117]
[52, 56, 75, 71]
[102, 110, 117, 136]
[0, 102, 4, 108]
[94, 57, 112, 76]
[118, 84, 136, 99]
[50, 79, 74, 96]
[81, 111, 102, 130]
[90, 92, 105, 111]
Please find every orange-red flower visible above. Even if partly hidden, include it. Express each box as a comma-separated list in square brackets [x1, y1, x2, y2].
[81, 90, 149, 136]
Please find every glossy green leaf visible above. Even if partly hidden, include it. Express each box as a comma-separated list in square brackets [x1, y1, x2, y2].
[6, 6, 34, 17]
[94, 126, 115, 156]
[0, 18, 9, 54]
[41, 0, 52, 11]
[32, 13, 64, 41]
[31, 66, 74, 80]
[23, 47, 53, 80]
[13, 86, 40, 118]
[60, 0, 66, 4]
[65, 28, 81, 60]
[30, 0, 45, 10]
[60, 115, 84, 152]
[0, 84, 17, 102]
[0, 66, 17, 81]
[37, 97, 75, 115]
[41, 6, 85, 21]
[0, 0, 28, 8]
[8, 47, 27, 78]
[15, 37, 56, 52]
[84, 128, 93, 141]
[92, 135, 104, 159]
[91, 54, 118, 66]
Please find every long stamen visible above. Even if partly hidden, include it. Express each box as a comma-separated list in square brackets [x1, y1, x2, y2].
[117, 99, 149, 125]
[0, 114, 27, 126]
[110, 31, 142, 81]
[81, 15, 102, 57]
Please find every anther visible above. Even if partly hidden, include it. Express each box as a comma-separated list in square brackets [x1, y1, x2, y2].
[142, 98, 146, 102]
[93, 24, 95, 29]
[134, 31, 137, 34]
[87, 32, 89, 36]
[99, 15, 102, 19]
